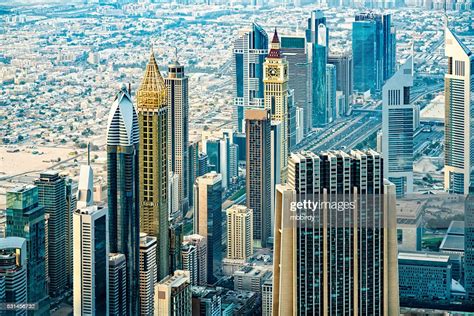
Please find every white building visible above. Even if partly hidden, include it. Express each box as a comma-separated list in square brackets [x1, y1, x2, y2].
[139, 233, 157, 315]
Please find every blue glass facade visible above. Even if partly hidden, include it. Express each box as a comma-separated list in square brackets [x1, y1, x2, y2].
[352, 21, 377, 93]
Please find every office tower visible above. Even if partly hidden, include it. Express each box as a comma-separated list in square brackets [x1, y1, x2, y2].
[382, 56, 414, 197]
[194, 172, 223, 283]
[328, 53, 353, 115]
[169, 173, 180, 215]
[444, 27, 473, 194]
[169, 220, 183, 273]
[166, 57, 189, 214]
[245, 109, 271, 247]
[155, 270, 192, 316]
[280, 35, 311, 135]
[6, 185, 48, 314]
[191, 287, 222, 315]
[270, 121, 282, 237]
[398, 252, 452, 303]
[232, 23, 268, 133]
[139, 233, 157, 316]
[226, 205, 253, 260]
[34, 171, 67, 298]
[198, 152, 209, 177]
[326, 64, 337, 122]
[234, 266, 271, 293]
[65, 177, 76, 290]
[272, 151, 400, 315]
[287, 90, 297, 151]
[466, 185, 474, 303]
[137, 49, 170, 280]
[182, 234, 207, 286]
[0, 237, 27, 316]
[352, 20, 378, 93]
[187, 142, 199, 209]
[107, 85, 140, 315]
[73, 205, 109, 316]
[204, 138, 228, 189]
[109, 253, 127, 316]
[306, 10, 329, 128]
[262, 278, 272, 316]
[353, 13, 396, 92]
[264, 29, 289, 181]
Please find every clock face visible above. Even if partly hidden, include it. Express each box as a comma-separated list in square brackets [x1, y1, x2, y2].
[266, 67, 280, 78]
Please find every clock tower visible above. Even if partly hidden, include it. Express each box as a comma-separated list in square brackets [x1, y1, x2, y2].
[264, 29, 289, 181]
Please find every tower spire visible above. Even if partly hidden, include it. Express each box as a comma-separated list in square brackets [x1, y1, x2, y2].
[268, 28, 281, 58]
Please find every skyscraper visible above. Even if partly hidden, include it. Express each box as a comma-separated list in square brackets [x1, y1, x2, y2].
[194, 172, 223, 283]
[137, 49, 170, 280]
[353, 12, 396, 92]
[444, 27, 473, 194]
[0, 237, 28, 316]
[139, 233, 157, 315]
[326, 63, 337, 122]
[382, 56, 414, 197]
[226, 205, 253, 260]
[280, 35, 311, 135]
[182, 234, 207, 286]
[272, 150, 400, 315]
[108, 253, 127, 316]
[232, 23, 268, 133]
[306, 10, 329, 128]
[245, 108, 271, 247]
[465, 185, 474, 304]
[264, 29, 289, 181]
[166, 57, 189, 214]
[65, 177, 76, 290]
[34, 171, 67, 298]
[155, 270, 192, 316]
[6, 185, 48, 314]
[73, 204, 109, 316]
[328, 52, 353, 115]
[107, 85, 140, 314]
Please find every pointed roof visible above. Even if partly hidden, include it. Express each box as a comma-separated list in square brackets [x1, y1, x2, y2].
[107, 86, 139, 146]
[445, 27, 472, 58]
[268, 28, 281, 58]
[137, 48, 167, 108]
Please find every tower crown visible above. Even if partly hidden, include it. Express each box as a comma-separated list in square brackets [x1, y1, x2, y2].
[137, 48, 167, 108]
[268, 29, 281, 58]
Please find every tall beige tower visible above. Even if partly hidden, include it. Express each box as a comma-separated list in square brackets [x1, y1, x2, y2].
[137, 48, 170, 280]
[226, 205, 253, 261]
[263, 29, 289, 182]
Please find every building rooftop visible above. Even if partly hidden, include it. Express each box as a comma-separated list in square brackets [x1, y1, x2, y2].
[398, 252, 450, 264]
[446, 220, 464, 236]
[440, 234, 464, 253]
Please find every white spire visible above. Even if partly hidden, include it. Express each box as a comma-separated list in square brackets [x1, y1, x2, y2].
[77, 164, 94, 209]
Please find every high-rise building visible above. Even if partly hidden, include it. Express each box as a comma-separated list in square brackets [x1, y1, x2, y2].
[353, 12, 396, 92]
[280, 35, 311, 135]
[444, 27, 473, 194]
[182, 234, 207, 286]
[137, 49, 170, 280]
[270, 121, 282, 238]
[108, 253, 127, 316]
[232, 23, 268, 133]
[262, 278, 272, 316]
[107, 85, 140, 315]
[272, 150, 400, 315]
[0, 237, 28, 316]
[194, 172, 223, 283]
[34, 171, 67, 298]
[352, 20, 378, 93]
[328, 52, 353, 115]
[155, 270, 192, 316]
[191, 287, 222, 315]
[245, 109, 271, 247]
[264, 29, 289, 181]
[169, 220, 184, 274]
[6, 185, 49, 314]
[226, 205, 253, 260]
[166, 57, 189, 214]
[466, 185, 474, 305]
[73, 204, 109, 316]
[306, 10, 329, 128]
[326, 64, 337, 122]
[187, 142, 199, 209]
[64, 177, 76, 290]
[204, 138, 228, 189]
[382, 56, 414, 197]
[139, 233, 157, 316]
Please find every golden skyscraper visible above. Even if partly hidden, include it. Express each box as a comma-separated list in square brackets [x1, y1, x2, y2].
[263, 29, 289, 182]
[137, 48, 170, 281]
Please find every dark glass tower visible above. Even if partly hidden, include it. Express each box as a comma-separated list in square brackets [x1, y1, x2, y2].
[306, 10, 329, 128]
[106, 86, 140, 315]
[34, 170, 67, 298]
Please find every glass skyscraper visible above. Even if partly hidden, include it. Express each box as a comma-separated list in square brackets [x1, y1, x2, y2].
[106, 86, 140, 314]
[233, 23, 268, 133]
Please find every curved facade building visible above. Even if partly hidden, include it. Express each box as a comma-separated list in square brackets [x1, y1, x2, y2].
[107, 86, 140, 314]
